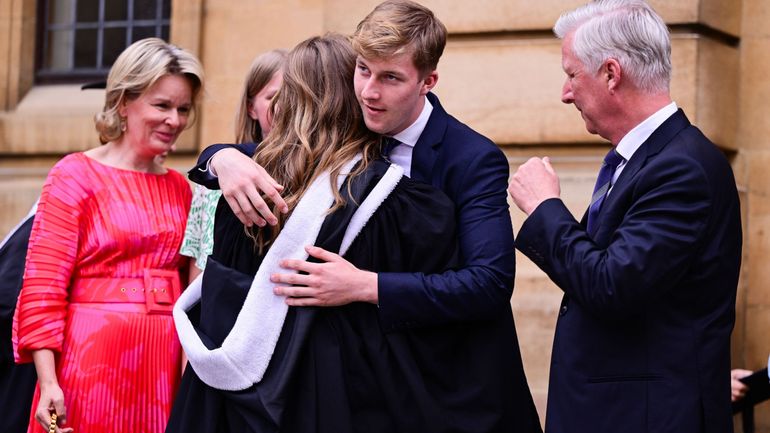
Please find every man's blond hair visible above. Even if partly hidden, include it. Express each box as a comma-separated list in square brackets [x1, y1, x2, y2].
[351, 0, 447, 75]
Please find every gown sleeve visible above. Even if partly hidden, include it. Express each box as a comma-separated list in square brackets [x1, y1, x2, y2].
[14, 158, 86, 363]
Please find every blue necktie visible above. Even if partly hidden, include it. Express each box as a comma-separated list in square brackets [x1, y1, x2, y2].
[382, 137, 400, 160]
[587, 148, 624, 233]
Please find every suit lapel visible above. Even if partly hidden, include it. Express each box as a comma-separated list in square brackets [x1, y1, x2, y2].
[597, 109, 692, 220]
[411, 93, 448, 183]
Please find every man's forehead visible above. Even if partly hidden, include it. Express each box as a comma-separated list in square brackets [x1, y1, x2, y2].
[357, 53, 417, 73]
[560, 39, 580, 70]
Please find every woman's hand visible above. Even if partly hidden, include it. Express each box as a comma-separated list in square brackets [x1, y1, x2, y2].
[31, 349, 73, 433]
[35, 382, 73, 433]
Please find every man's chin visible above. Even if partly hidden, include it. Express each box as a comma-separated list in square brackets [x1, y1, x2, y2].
[364, 120, 388, 135]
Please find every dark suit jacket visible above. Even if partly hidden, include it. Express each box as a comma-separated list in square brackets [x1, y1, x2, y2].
[189, 142, 258, 190]
[1, 214, 34, 363]
[517, 110, 742, 433]
[0, 212, 38, 433]
[188, 93, 542, 432]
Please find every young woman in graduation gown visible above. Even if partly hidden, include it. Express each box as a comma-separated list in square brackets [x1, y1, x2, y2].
[167, 34, 460, 433]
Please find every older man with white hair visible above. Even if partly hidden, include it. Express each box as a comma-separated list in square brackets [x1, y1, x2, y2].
[508, 1, 742, 432]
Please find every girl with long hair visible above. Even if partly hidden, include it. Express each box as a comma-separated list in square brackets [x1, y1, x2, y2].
[181, 49, 287, 282]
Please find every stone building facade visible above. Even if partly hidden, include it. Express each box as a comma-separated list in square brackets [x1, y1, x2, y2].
[0, 0, 766, 429]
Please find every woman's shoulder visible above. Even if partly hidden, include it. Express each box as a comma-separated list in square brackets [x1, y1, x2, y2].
[383, 166, 453, 212]
[42, 152, 93, 190]
[394, 174, 451, 204]
[164, 166, 191, 185]
[389, 179, 455, 227]
[344, 159, 459, 272]
[50, 152, 89, 173]
[157, 167, 193, 199]
[356, 159, 455, 226]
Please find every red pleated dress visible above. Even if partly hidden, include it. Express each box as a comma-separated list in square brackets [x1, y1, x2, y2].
[13, 152, 191, 433]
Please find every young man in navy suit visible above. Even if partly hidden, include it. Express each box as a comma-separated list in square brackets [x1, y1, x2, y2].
[190, 1, 542, 431]
[508, 1, 742, 432]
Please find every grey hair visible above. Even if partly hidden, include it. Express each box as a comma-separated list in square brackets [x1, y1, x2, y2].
[553, 0, 671, 93]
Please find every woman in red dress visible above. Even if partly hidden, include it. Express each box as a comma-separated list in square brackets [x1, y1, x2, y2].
[13, 38, 203, 433]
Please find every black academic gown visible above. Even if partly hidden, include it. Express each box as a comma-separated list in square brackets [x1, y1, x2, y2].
[0, 214, 38, 433]
[167, 159, 468, 433]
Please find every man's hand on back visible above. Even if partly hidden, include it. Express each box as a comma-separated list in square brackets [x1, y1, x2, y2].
[211, 148, 288, 227]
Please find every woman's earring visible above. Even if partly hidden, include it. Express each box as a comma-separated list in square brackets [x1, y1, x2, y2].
[120, 118, 127, 132]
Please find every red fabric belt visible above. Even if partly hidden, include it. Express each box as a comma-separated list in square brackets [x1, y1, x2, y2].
[70, 269, 182, 315]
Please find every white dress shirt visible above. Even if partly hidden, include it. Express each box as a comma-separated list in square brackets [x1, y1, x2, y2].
[388, 96, 433, 178]
[610, 101, 678, 190]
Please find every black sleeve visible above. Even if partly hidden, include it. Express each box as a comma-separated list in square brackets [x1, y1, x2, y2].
[0, 215, 34, 362]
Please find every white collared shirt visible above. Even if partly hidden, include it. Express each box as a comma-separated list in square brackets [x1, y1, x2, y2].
[388, 96, 433, 178]
[611, 101, 678, 187]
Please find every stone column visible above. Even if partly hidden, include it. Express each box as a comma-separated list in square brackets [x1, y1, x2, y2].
[734, 0, 770, 431]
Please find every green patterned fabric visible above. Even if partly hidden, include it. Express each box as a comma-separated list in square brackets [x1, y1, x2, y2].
[180, 185, 222, 270]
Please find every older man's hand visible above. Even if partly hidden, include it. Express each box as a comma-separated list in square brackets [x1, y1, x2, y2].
[508, 156, 561, 215]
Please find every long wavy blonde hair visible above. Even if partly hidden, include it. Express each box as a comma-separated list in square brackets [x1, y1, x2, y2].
[249, 33, 380, 249]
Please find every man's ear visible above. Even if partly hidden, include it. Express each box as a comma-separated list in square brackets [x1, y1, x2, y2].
[420, 70, 438, 96]
[604, 58, 621, 93]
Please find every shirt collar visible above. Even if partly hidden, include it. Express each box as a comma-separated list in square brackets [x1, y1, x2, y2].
[391, 96, 433, 148]
[615, 101, 678, 161]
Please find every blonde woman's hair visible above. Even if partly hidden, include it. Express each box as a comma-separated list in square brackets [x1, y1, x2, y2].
[351, 0, 446, 76]
[95, 37, 204, 144]
[234, 49, 288, 143]
[249, 33, 380, 250]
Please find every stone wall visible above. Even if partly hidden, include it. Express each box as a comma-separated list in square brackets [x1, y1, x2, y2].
[0, 0, 765, 429]
[734, 0, 770, 430]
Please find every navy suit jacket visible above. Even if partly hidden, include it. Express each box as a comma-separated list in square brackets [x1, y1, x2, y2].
[517, 110, 742, 433]
[0, 211, 38, 433]
[189, 93, 542, 432]
[189, 142, 258, 190]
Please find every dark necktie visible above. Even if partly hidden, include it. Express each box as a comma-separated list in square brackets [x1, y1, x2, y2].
[586, 148, 624, 234]
[382, 137, 401, 159]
